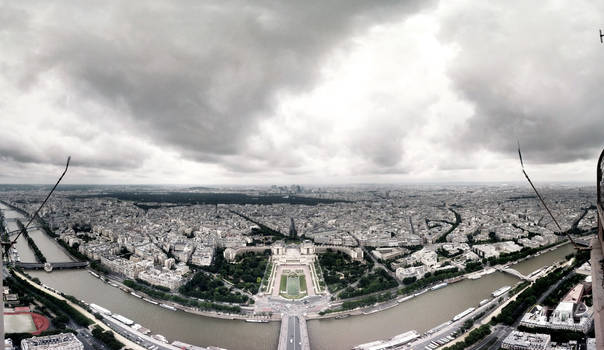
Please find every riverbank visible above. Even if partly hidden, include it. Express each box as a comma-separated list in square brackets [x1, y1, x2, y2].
[91, 272, 279, 322]
[12, 270, 146, 350]
[313, 240, 572, 321]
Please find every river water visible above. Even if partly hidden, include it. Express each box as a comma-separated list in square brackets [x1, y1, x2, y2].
[511, 242, 575, 275]
[307, 271, 519, 350]
[0, 203, 573, 350]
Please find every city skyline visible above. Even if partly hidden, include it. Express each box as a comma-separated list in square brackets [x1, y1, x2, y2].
[1, 1, 603, 184]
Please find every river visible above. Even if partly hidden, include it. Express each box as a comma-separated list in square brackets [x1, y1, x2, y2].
[511, 242, 575, 275]
[307, 271, 519, 350]
[0, 203, 574, 350]
[0, 203, 280, 349]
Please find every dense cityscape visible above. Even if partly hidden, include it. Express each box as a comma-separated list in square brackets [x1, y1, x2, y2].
[0, 184, 600, 350]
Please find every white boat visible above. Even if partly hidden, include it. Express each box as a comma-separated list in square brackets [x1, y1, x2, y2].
[89, 271, 99, 278]
[245, 319, 269, 323]
[414, 290, 427, 297]
[143, 298, 158, 305]
[431, 283, 448, 291]
[453, 307, 475, 321]
[132, 324, 151, 335]
[468, 273, 481, 280]
[492, 286, 511, 297]
[397, 295, 414, 303]
[130, 292, 142, 298]
[152, 334, 168, 343]
[90, 303, 111, 316]
[159, 303, 176, 311]
[428, 321, 452, 333]
[354, 331, 419, 350]
[113, 314, 134, 326]
[479, 299, 490, 306]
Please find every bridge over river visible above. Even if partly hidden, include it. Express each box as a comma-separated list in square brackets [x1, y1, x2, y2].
[15, 261, 89, 271]
[278, 314, 310, 350]
[493, 265, 531, 281]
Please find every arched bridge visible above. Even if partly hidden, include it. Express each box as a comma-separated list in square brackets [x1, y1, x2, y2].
[15, 261, 89, 270]
[494, 265, 531, 281]
[6, 225, 44, 236]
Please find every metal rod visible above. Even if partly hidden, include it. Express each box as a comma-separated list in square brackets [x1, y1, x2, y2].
[517, 143, 582, 249]
[1, 156, 71, 347]
[10, 157, 70, 245]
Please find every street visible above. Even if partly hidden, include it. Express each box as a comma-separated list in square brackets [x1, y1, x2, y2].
[286, 316, 302, 350]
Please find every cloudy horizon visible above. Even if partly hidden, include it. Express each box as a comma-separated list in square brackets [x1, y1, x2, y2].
[1, 1, 603, 185]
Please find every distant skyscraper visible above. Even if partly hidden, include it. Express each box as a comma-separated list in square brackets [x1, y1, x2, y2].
[289, 217, 297, 238]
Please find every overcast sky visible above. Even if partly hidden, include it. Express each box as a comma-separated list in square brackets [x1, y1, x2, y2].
[1, 1, 603, 185]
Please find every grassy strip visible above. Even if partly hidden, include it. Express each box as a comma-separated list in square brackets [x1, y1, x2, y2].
[486, 242, 560, 266]
[320, 292, 396, 314]
[16, 219, 47, 263]
[299, 274, 307, 293]
[8, 272, 92, 327]
[280, 275, 287, 292]
[341, 292, 395, 311]
[123, 279, 242, 313]
[398, 268, 464, 295]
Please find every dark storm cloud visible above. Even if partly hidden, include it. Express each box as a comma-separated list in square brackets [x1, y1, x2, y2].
[6, 0, 432, 168]
[0, 136, 147, 171]
[439, 0, 604, 164]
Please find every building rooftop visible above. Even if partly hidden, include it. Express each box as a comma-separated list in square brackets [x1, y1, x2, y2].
[562, 283, 584, 304]
[21, 332, 82, 349]
[503, 331, 550, 350]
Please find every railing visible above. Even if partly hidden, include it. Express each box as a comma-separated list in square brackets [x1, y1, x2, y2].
[595, 148, 604, 350]
[598, 148, 604, 243]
